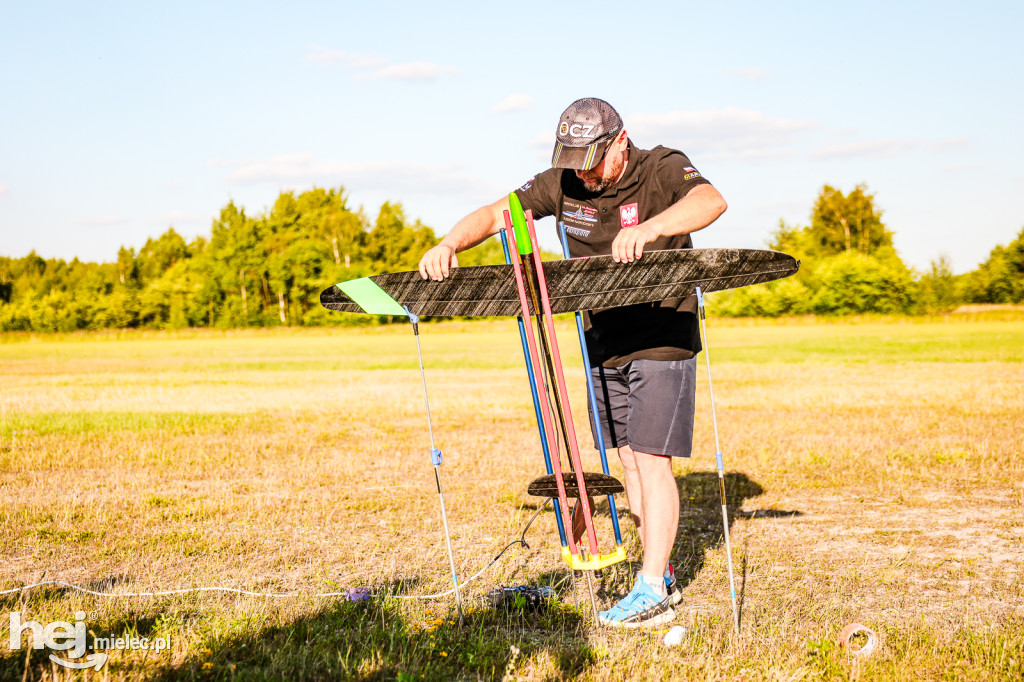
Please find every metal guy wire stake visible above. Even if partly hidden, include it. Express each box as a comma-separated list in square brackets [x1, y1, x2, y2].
[407, 308, 465, 626]
[695, 287, 740, 635]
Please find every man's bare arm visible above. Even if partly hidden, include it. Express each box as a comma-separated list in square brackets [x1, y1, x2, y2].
[610, 184, 727, 263]
[418, 196, 511, 280]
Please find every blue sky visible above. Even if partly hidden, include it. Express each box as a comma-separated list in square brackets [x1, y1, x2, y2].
[2, 0, 1021, 273]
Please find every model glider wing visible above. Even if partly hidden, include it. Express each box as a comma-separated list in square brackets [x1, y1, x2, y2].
[320, 263, 522, 317]
[545, 248, 798, 313]
[320, 248, 798, 317]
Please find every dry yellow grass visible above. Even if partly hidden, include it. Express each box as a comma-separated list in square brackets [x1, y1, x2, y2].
[1, 315, 1022, 680]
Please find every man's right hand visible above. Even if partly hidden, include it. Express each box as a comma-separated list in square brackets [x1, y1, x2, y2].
[418, 243, 459, 281]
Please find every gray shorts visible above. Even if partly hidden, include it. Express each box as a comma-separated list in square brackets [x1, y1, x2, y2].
[589, 358, 697, 458]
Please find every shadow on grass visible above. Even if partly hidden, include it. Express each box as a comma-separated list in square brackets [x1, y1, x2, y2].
[572, 471, 801, 627]
[673, 471, 800, 590]
[140, 595, 591, 681]
[2, 588, 593, 681]
[0, 586, 182, 681]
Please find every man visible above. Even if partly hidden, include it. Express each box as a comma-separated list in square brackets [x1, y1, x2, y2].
[418, 98, 726, 627]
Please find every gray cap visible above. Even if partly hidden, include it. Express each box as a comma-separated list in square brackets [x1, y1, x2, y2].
[551, 98, 623, 171]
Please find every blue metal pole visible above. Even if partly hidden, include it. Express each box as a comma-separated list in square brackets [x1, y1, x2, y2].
[500, 229, 568, 547]
[557, 222, 624, 545]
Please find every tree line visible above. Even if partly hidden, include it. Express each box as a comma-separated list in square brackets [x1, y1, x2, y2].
[1, 184, 1022, 332]
[710, 184, 1024, 316]
[0, 188, 499, 332]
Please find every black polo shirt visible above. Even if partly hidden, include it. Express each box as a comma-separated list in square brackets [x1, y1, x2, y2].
[514, 140, 712, 367]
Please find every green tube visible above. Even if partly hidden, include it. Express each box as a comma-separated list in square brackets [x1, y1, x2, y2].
[508, 193, 532, 256]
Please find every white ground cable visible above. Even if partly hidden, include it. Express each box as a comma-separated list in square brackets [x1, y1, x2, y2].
[1, 502, 549, 602]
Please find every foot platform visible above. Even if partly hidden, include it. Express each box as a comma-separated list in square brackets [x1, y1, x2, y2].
[562, 545, 627, 571]
[527, 472, 624, 498]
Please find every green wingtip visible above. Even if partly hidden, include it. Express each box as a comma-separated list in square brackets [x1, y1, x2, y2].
[337, 278, 409, 316]
[508, 192, 532, 256]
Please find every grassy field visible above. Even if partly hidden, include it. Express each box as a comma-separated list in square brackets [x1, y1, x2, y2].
[1, 311, 1022, 680]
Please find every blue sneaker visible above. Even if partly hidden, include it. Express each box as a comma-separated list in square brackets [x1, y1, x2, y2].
[598, 578, 675, 628]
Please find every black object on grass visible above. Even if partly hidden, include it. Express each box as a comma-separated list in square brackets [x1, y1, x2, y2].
[486, 585, 556, 611]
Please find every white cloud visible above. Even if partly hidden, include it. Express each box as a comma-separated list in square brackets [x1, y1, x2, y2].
[728, 68, 768, 81]
[527, 130, 552, 148]
[307, 47, 455, 82]
[810, 136, 973, 161]
[811, 139, 920, 160]
[78, 215, 130, 227]
[628, 107, 816, 159]
[932, 137, 973, 151]
[358, 62, 456, 81]
[152, 211, 210, 225]
[0, 183, 8, 197]
[219, 153, 491, 198]
[757, 198, 811, 216]
[305, 48, 387, 69]
[493, 93, 534, 113]
[719, 147, 799, 162]
[940, 163, 983, 173]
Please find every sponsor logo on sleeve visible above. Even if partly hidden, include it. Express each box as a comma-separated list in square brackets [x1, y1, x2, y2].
[619, 202, 639, 228]
[519, 177, 534, 191]
[683, 166, 702, 181]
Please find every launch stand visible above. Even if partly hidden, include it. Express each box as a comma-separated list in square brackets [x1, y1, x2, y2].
[500, 194, 626, 620]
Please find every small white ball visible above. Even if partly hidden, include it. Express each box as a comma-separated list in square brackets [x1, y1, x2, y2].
[663, 625, 688, 647]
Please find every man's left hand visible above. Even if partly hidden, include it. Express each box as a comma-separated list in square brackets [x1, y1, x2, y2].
[611, 224, 660, 263]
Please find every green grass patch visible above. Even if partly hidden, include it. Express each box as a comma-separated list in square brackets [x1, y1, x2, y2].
[5, 318, 1023, 373]
[705, 320, 1024, 364]
[0, 411, 249, 437]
